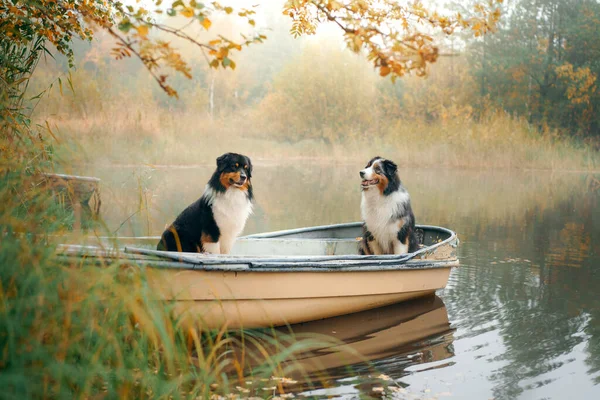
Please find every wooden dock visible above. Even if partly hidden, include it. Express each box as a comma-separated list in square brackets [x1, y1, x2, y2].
[41, 173, 101, 230]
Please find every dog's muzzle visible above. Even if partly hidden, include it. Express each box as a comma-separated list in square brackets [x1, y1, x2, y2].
[233, 171, 247, 187]
[360, 169, 379, 187]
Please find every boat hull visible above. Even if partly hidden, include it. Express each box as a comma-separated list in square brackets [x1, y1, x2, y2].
[147, 266, 452, 328]
[58, 222, 459, 328]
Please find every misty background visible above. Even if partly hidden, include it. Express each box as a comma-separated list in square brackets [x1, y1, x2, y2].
[26, 0, 600, 170]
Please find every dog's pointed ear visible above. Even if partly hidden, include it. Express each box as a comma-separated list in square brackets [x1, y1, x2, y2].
[382, 159, 398, 175]
[216, 153, 231, 170]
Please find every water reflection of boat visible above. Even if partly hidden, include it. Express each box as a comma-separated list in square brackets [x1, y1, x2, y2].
[237, 295, 454, 382]
[59, 223, 459, 328]
[288, 295, 454, 379]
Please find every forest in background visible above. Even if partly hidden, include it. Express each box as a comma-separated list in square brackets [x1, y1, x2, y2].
[25, 0, 600, 169]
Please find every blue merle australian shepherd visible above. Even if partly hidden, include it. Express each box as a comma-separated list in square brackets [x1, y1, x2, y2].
[157, 153, 253, 254]
[359, 156, 419, 255]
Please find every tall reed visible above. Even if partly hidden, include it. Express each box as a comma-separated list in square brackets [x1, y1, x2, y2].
[1, 37, 345, 400]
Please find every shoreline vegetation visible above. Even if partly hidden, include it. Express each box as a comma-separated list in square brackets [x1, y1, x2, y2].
[47, 111, 599, 172]
[31, 38, 600, 172]
[4, 0, 600, 397]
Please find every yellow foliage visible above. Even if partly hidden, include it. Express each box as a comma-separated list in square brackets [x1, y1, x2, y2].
[395, 56, 478, 124]
[255, 43, 378, 141]
[556, 63, 597, 106]
[283, 0, 502, 79]
[136, 25, 149, 38]
[181, 7, 195, 18]
[201, 17, 212, 30]
[1, 0, 502, 98]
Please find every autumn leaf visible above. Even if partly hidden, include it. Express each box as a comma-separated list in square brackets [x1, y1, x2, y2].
[201, 17, 212, 29]
[352, 35, 363, 52]
[216, 47, 228, 59]
[136, 25, 149, 38]
[181, 7, 195, 18]
[379, 66, 391, 77]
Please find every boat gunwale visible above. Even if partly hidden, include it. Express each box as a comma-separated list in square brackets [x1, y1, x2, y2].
[57, 253, 459, 272]
[241, 222, 458, 262]
[243, 222, 452, 239]
[59, 222, 458, 272]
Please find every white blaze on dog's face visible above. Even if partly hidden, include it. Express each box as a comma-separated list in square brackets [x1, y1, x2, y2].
[360, 157, 386, 192]
[360, 156, 400, 195]
[360, 157, 381, 185]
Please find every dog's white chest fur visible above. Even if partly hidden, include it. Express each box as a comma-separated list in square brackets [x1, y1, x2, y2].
[206, 187, 252, 254]
[361, 189, 409, 254]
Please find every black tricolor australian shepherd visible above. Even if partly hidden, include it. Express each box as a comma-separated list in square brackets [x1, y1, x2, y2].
[157, 153, 253, 254]
[359, 156, 419, 255]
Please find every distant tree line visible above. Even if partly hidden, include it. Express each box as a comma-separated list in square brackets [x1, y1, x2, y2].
[28, 0, 600, 143]
[465, 0, 600, 138]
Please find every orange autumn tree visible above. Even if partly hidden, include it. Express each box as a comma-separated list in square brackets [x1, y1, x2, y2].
[284, 0, 502, 80]
[0, 0, 264, 99]
[555, 63, 597, 127]
[1, 0, 503, 100]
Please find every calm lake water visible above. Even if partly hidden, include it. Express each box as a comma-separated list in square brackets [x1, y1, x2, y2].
[81, 163, 600, 399]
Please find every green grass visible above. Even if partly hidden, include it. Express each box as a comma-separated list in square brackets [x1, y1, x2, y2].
[0, 35, 370, 400]
[0, 154, 348, 399]
[0, 231, 336, 398]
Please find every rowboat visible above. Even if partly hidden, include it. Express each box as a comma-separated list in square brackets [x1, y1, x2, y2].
[58, 222, 459, 328]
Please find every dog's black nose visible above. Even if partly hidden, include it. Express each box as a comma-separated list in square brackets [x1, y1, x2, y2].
[360, 171, 365, 178]
[240, 171, 247, 180]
